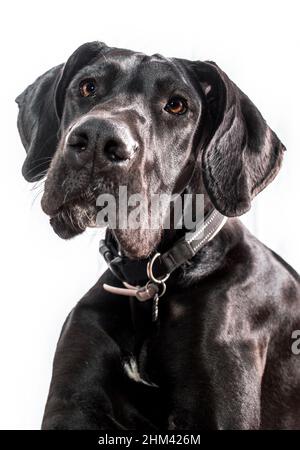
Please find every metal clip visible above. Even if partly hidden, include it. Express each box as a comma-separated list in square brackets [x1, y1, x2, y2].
[151, 280, 167, 322]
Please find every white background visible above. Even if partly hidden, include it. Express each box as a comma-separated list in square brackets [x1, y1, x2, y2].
[0, 0, 299, 429]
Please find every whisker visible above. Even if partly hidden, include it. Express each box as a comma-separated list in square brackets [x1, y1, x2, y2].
[30, 176, 47, 191]
[31, 188, 44, 207]
[25, 157, 53, 177]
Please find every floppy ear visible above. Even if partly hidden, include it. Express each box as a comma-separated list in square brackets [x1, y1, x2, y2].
[16, 41, 105, 182]
[195, 61, 286, 217]
[16, 64, 63, 181]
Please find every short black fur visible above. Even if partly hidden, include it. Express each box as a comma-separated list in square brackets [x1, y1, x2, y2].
[16, 42, 300, 430]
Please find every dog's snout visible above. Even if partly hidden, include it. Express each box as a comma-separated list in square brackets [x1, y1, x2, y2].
[64, 117, 137, 169]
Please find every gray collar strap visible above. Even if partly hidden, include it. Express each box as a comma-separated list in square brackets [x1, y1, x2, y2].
[158, 208, 227, 277]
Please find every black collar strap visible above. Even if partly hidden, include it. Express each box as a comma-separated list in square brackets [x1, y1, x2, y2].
[99, 208, 227, 286]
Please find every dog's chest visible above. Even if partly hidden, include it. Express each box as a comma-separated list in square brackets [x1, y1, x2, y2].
[122, 292, 216, 428]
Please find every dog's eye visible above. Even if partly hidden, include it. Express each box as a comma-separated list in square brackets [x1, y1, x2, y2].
[164, 96, 188, 115]
[79, 79, 97, 97]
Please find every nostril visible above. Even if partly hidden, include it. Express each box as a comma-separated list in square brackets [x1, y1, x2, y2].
[68, 132, 89, 153]
[104, 139, 129, 162]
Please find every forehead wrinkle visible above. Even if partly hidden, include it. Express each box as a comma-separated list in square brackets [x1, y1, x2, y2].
[154, 75, 185, 92]
[125, 58, 185, 95]
[142, 56, 193, 93]
[71, 60, 123, 84]
[91, 54, 147, 92]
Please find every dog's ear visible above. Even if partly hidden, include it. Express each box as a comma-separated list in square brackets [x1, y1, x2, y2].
[16, 41, 105, 182]
[194, 61, 286, 217]
[16, 64, 63, 181]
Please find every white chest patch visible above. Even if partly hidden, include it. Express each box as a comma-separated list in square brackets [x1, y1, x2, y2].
[123, 357, 158, 387]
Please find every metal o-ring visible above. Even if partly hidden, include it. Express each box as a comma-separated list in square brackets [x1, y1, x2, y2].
[145, 280, 167, 298]
[147, 253, 170, 284]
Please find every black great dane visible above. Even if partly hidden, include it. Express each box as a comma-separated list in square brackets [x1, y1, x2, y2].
[16, 42, 300, 430]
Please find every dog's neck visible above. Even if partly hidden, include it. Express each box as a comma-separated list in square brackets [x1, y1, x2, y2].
[179, 218, 245, 285]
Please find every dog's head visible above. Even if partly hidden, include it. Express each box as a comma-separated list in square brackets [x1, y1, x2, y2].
[16, 42, 285, 258]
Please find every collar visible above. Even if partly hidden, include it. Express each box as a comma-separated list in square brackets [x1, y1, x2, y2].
[99, 208, 227, 320]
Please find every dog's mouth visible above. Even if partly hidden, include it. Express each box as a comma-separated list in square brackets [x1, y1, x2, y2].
[49, 188, 99, 239]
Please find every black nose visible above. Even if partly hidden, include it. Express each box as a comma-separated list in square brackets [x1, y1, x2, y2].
[65, 117, 137, 169]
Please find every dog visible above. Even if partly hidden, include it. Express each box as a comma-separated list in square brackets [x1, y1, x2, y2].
[16, 42, 300, 430]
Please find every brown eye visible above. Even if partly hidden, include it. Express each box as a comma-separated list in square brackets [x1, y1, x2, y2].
[164, 96, 187, 115]
[79, 79, 97, 97]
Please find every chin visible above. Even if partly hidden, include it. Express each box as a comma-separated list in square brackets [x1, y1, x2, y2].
[112, 228, 163, 259]
[49, 200, 98, 239]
